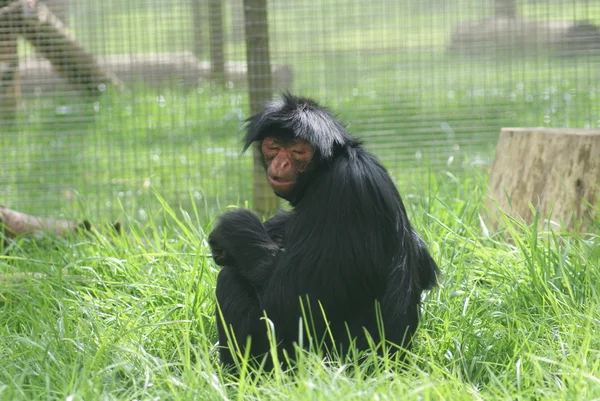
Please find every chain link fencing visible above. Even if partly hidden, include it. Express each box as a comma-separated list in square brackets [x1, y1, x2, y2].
[1, 0, 599, 223]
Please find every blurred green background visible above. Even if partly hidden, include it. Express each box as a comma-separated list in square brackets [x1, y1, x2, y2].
[2, 0, 599, 224]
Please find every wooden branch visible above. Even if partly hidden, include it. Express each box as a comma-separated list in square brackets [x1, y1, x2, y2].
[0, 1, 22, 20]
[0, 1, 23, 123]
[20, 2, 124, 94]
[1, 1, 124, 94]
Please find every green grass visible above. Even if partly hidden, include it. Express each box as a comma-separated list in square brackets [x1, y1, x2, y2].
[1, 172, 599, 400]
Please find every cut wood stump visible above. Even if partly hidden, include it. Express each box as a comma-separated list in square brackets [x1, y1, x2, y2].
[484, 128, 600, 233]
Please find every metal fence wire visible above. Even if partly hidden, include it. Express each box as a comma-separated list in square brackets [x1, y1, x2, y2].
[1, 0, 599, 222]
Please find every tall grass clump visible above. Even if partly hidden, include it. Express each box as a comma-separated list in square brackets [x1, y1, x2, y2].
[0, 172, 598, 400]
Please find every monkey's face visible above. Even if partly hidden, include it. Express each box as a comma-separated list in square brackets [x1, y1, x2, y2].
[261, 136, 315, 197]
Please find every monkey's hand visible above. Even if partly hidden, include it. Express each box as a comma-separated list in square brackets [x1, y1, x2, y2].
[208, 209, 279, 273]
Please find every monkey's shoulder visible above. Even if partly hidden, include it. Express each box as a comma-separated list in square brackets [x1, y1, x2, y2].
[294, 146, 404, 233]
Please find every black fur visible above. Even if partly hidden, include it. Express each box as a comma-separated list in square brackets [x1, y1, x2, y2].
[209, 93, 439, 370]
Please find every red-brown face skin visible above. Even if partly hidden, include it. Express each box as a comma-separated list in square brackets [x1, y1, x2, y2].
[261, 136, 315, 196]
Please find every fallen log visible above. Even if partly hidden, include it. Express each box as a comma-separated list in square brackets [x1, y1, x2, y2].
[0, 206, 120, 285]
[0, 205, 91, 239]
[0, 205, 120, 239]
[18, 52, 294, 93]
[449, 17, 600, 56]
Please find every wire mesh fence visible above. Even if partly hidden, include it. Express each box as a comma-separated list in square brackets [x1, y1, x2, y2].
[1, 0, 599, 223]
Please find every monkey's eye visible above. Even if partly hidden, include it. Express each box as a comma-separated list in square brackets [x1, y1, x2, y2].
[267, 146, 280, 151]
[292, 150, 306, 156]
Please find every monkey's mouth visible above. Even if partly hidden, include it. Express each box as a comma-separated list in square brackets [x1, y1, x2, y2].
[269, 175, 289, 182]
[268, 176, 294, 192]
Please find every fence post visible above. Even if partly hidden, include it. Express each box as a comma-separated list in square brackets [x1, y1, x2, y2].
[191, 0, 204, 59]
[495, 0, 516, 18]
[208, 0, 225, 86]
[243, 0, 279, 217]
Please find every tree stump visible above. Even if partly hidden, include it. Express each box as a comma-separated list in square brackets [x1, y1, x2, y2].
[484, 128, 600, 233]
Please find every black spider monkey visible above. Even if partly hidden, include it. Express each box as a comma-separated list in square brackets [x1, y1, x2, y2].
[209, 93, 439, 370]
